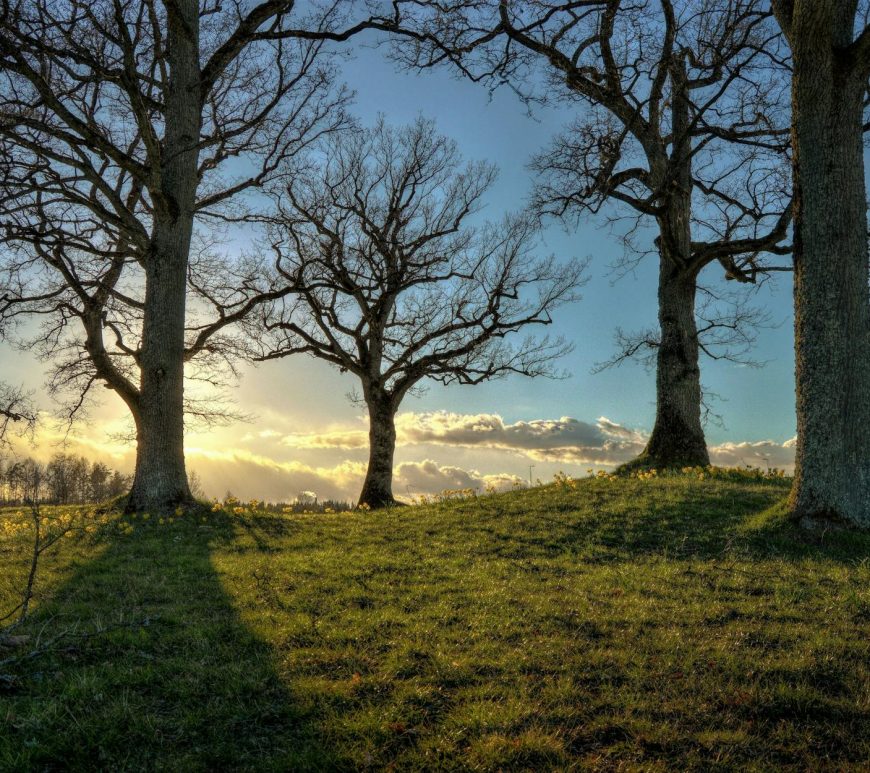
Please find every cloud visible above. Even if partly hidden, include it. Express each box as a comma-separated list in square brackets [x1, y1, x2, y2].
[6, 412, 135, 465]
[285, 411, 802, 470]
[394, 459, 523, 496]
[280, 410, 799, 471]
[10, 410, 797, 506]
[283, 428, 369, 449]
[708, 437, 796, 470]
[184, 447, 366, 502]
[283, 411, 648, 465]
[183, 449, 526, 502]
[8, 416, 533, 502]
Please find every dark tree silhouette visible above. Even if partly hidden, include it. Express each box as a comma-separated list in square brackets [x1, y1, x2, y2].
[391, 0, 793, 468]
[771, 1, 870, 527]
[0, 383, 35, 444]
[0, 453, 129, 505]
[254, 119, 585, 508]
[0, 0, 402, 511]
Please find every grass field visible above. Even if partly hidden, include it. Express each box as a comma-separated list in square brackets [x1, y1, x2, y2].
[2, 473, 870, 771]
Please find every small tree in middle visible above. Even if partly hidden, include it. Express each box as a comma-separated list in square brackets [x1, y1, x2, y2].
[257, 118, 585, 508]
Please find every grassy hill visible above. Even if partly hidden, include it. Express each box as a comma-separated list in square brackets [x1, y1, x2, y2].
[2, 473, 870, 771]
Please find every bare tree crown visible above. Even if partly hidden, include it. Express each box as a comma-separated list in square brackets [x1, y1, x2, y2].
[0, 0, 395, 425]
[389, 1, 794, 371]
[393, 0, 793, 277]
[256, 117, 586, 401]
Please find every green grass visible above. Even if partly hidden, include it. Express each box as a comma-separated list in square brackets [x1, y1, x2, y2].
[2, 474, 870, 771]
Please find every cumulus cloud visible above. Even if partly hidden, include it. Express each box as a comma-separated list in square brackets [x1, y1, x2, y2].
[709, 437, 796, 470]
[283, 411, 648, 465]
[394, 459, 523, 496]
[282, 428, 369, 449]
[12, 409, 797, 506]
[184, 449, 526, 502]
[184, 447, 366, 502]
[280, 410, 799, 471]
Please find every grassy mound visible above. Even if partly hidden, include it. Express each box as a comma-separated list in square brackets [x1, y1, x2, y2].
[2, 474, 869, 771]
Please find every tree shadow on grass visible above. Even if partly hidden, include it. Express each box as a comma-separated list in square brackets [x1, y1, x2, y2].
[0, 512, 339, 772]
[5, 486, 867, 772]
[451, 479, 870, 566]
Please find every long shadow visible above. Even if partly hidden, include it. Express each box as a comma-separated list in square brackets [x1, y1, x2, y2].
[446, 479, 870, 566]
[4, 486, 868, 771]
[0, 512, 339, 772]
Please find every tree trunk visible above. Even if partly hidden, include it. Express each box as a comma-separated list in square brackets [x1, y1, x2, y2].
[632, 62, 709, 470]
[126, 0, 201, 512]
[126, 234, 193, 512]
[638, 258, 710, 468]
[359, 392, 400, 509]
[787, 6, 870, 527]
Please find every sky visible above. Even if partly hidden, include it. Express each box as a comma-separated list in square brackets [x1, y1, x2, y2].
[0, 34, 800, 503]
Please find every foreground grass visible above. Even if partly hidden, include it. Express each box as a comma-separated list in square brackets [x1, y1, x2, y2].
[2, 475, 870, 771]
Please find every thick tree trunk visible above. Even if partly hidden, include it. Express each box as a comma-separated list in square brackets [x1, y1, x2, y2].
[359, 392, 400, 509]
[638, 258, 710, 468]
[126, 0, 201, 512]
[126, 231, 193, 512]
[627, 63, 709, 471]
[787, 7, 870, 527]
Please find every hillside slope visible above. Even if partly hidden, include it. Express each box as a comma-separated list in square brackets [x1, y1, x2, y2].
[2, 474, 870, 771]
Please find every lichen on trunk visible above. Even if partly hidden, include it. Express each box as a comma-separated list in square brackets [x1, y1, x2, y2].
[786, 10, 870, 528]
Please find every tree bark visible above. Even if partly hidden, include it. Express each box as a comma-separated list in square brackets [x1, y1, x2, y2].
[638, 257, 710, 468]
[786, 4, 870, 527]
[359, 391, 400, 509]
[126, 0, 201, 512]
[633, 62, 709, 470]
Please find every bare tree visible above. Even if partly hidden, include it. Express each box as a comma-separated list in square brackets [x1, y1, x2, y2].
[0, 382, 35, 444]
[0, 0, 403, 512]
[0, 453, 128, 505]
[770, 2, 870, 527]
[254, 118, 585, 508]
[88, 461, 112, 503]
[391, 0, 793, 468]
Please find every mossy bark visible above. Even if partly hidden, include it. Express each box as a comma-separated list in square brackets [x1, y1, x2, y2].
[786, 4, 870, 528]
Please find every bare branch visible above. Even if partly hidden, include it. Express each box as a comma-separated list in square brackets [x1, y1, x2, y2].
[255, 118, 585, 406]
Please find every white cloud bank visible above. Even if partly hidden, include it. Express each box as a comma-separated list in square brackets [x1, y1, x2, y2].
[282, 411, 648, 465]
[9, 411, 796, 504]
[186, 451, 521, 503]
[394, 460, 523, 496]
[280, 410, 795, 470]
[708, 437, 797, 470]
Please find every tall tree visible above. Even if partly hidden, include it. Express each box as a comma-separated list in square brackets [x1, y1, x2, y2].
[393, 0, 793, 468]
[255, 119, 584, 508]
[0, 0, 399, 511]
[771, 1, 870, 527]
[88, 461, 113, 503]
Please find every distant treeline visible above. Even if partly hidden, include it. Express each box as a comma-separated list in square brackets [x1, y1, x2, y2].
[219, 494, 355, 515]
[0, 454, 130, 506]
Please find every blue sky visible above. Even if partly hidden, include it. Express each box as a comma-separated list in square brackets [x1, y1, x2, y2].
[1, 32, 799, 502]
[337, 38, 798, 443]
